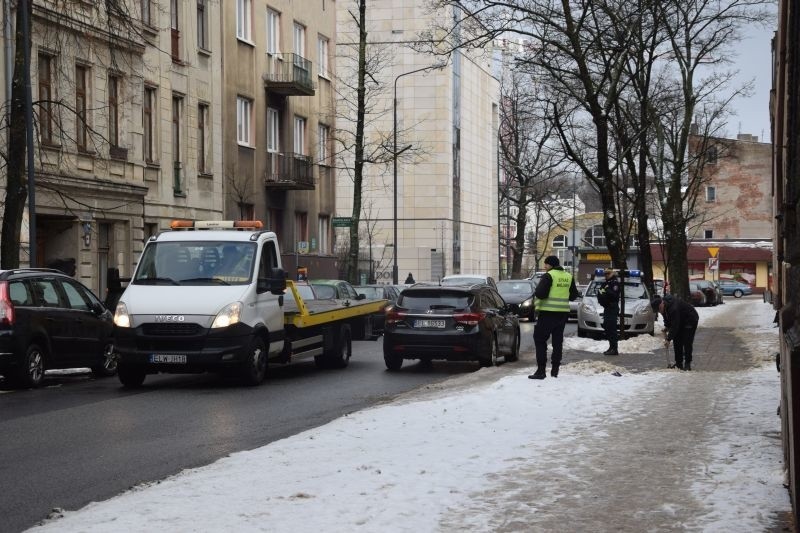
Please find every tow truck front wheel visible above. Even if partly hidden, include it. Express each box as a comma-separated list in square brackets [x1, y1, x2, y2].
[240, 337, 267, 386]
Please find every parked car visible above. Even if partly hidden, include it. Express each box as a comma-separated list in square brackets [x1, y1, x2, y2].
[496, 280, 536, 321]
[570, 284, 587, 321]
[286, 281, 319, 301]
[688, 282, 707, 306]
[440, 274, 498, 289]
[717, 279, 753, 298]
[383, 283, 520, 370]
[709, 280, 725, 304]
[354, 284, 400, 337]
[310, 279, 366, 301]
[0, 268, 117, 388]
[527, 272, 546, 288]
[693, 280, 721, 306]
[577, 269, 655, 338]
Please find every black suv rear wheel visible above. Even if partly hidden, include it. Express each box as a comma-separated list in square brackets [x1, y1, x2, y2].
[91, 342, 118, 377]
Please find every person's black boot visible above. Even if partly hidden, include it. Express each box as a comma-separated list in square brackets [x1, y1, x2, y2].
[550, 365, 559, 378]
[528, 367, 546, 380]
[684, 362, 691, 371]
[675, 362, 683, 370]
[603, 348, 619, 355]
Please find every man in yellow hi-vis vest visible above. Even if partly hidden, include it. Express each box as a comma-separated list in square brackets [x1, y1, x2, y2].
[529, 256, 580, 379]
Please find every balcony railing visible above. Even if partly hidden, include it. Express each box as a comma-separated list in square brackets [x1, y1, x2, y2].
[263, 53, 316, 96]
[264, 152, 315, 190]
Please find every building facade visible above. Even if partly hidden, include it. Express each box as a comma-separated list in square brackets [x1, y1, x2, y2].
[335, 0, 500, 284]
[220, 0, 338, 279]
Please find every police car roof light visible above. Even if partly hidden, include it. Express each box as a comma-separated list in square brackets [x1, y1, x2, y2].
[169, 220, 264, 230]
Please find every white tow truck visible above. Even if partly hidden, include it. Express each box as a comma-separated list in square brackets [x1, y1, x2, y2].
[112, 220, 387, 387]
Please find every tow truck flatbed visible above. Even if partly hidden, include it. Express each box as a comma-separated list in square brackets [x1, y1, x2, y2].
[283, 280, 387, 328]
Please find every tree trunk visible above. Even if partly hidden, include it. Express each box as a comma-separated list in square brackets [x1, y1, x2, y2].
[2, 2, 31, 269]
[346, 0, 367, 284]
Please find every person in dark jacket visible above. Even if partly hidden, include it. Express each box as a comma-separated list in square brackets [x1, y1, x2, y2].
[404, 272, 415, 284]
[596, 268, 621, 355]
[651, 295, 700, 370]
[529, 255, 580, 379]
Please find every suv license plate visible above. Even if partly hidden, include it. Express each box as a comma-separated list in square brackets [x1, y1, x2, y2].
[414, 319, 446, 328]
[150, 354, 187, 364]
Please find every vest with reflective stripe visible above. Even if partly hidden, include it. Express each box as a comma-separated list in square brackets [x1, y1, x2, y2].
[537, 269, 572, 313]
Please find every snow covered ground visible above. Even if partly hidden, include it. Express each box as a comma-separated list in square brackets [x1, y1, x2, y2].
[30, 297, 790, 532]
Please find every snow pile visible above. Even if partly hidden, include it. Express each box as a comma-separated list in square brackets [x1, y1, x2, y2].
[563, 359, 627, 375]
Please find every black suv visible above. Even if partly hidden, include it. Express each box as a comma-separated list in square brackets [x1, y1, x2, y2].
[0, 269, 116, 388]
[382, 283, 520, 370]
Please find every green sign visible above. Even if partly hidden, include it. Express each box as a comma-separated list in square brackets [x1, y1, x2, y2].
[332, 217, 352, 228]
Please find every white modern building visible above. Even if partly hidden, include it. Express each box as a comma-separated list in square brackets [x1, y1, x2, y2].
[335, 0, 500, 283]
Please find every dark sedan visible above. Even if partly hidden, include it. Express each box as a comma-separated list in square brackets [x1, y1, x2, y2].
[496, 280, 536, 321]
[354, 284, 400, 338]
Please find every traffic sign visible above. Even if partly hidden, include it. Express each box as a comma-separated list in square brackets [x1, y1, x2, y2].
[707, 247, 720, 258]
[332, 217, 352, 228]
[708, 257, 719, 270]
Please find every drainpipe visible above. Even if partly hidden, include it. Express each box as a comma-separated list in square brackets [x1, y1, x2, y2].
[3, 0, 12, 106]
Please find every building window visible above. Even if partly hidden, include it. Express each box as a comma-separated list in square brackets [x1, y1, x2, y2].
[584, 225, 605, 248]
[237, 0, 252, 41]
[317, 124, 329, 165]
[268, 208, 284, 246]
[197, 0, 208, 50]
[317, 35, 329, 77]
[552, 235, 567, 248]
[143, 87, 156, 163]
[141, 0, 152, 26]
[198, 103, 209, 174]
[294, 116, 306, 155]
[172, 94, 183, 193]
[293, 22, 305, 57]
[75, 64, 88, 151]
[705, 185, 716, 202]
[267, 107, 279, 152]
[237, 97, 252, 146]
[266, 9, 280, 55]
[108, 75, 120, 147]
[238, 202, 254, 220]
[170, 0, 181, 60]
[318, 215, 330, 254]
[706, 145, 718, 165]
[295, 211, 308, 243]
[38, 54, 53, 143]
[704, 229, 714, 239]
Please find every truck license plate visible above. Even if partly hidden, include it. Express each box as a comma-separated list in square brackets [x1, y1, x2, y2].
[414, 319, 445, 328]
[150, 354, 187, 364]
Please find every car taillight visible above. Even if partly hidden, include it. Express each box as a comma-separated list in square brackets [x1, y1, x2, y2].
[453, 312, 483, 326]
[386, 308, 406, 325]
[0, 281, 14, 326]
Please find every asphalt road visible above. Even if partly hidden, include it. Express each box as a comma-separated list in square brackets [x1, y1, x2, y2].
[0, 324, 548, 533]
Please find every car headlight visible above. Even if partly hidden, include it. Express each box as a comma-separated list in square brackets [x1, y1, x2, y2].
[211, 302, 242, 328]
[521, 298, 533, 307]
[635, 304, 649, 317]
[580, 301, 597, 314]
[114, 302, 131, 328]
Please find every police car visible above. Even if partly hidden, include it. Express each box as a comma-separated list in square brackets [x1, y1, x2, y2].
[576, 268, 655, 338]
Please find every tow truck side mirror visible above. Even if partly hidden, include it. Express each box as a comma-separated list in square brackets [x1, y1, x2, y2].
[258, 267, 287, 295]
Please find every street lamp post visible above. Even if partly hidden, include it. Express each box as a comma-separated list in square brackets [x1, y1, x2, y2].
[393, 63, 444, 284]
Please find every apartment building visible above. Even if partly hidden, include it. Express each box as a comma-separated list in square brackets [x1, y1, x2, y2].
[221, 0, 338, 278]
[335, 0, 500, 283]
[0, 0, 224, 296]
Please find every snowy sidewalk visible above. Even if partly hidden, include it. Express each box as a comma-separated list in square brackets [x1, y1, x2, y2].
[30, 298, 792, 532]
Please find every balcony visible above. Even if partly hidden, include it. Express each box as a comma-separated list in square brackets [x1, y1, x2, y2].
[264, 152, 315, 190]
[263, 53, 316, 96]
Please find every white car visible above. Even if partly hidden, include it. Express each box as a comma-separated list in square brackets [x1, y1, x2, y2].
[576, 270, 655, 338]
[440, 274, 498, 290]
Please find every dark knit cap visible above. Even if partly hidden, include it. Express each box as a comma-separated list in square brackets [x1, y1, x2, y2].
[544, 255, 560, 267]
[650, 297, 662, 312]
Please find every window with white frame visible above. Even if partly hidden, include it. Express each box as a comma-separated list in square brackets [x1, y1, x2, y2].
[317, 35, 329, 77]
[142, 86, 157, 162]
[318, 215, 330, 254]
[317, 123, 329, 164]
[705, 185, 716, 202]
[294, 116, 306, 155]
[197, 0, 209, 50]
[266, 9, 280, 55]
[267, 107, 279, 152]
[552, 235, 567, 248]
[584, 225, 605, 248]
[198, 103, 210, 174]
[236, 0, 252, 41]
[704, 229, 713, 239]
[237, 96, 252, 146]
[293, 22, 305, 58]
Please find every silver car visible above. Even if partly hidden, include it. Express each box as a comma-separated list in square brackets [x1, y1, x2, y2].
[577, 271, 655, 338]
